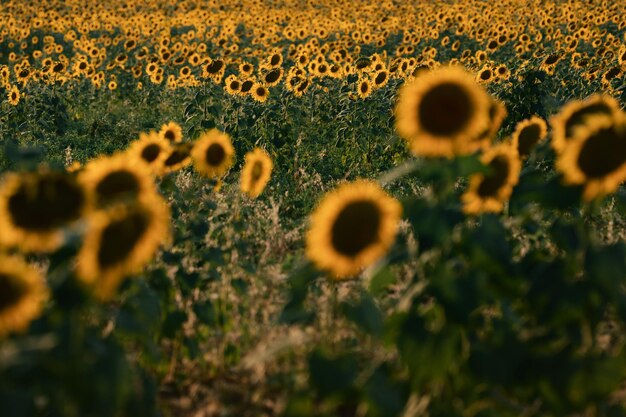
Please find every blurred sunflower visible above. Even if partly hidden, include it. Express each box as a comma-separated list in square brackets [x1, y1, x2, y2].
[556, 114, 626, 201]
[0, 171, 87, 252]
[357, 77, 372, 99]
[462, 143, 521, 214]
[240, 148, 273, 198]
[79, 154, 156, 211]
[159, 121, 183, 143]
[0, 255, 48, 337]
[163, 143, 193, 174]
[551, 94, 620, 153]
[191, 129, 234, 179]
[512, 116, 548, 158]
[76, 196, 170, 300]
[395, 66, 491, 158]
[127, 131, 171, 174]
[306, 180, 402, 279]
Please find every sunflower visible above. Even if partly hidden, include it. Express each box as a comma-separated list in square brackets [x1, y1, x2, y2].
[127, 131, 171, 174]
[461, 143, 522, 214]
[0, 171, 87, 252]
[240, 148, 273, 199]
[79, 153, 157, 211]
[511, 116, 548, 158]
[191, 129, 235, 179]
[476, 66, 494, 83]
[556, 114, 626, 201]
[357, 77, 373, 99]
[224, 75, 242, 96]
[0, 255, 48, 337]
[163, 143, 194, 174]
[372, 70, 389, 89]
[305, 180, 402, 279]
[262, 68, 283, 87]
[7, 85, 20, 105]
[76, 196, 170, 300]
[395, 66, 491, 158]
[550, 94, 620, 153]
[159, 121, 183, 144]
[251, 83, 269, 103]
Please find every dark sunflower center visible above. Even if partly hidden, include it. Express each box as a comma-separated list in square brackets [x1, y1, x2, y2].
[241, 80, 253, 93]
[97, 210, 150, 269]
[206, 144, 226, 166]
[250, 161, 263, 182]
[164, 130, 176, 141]
[265, 69, 281, 83]
[230, 81, 240, 89]
[331, 200, 382, 257]
[517, 124, 542, 156]
[256, 87, 266, 97]
[164, 145, 191, 167]
[477, 156, 510, 197]
[375, 72, 387, 85]
[480, 70, 492, 80]
[8, 174, 85, 231]
[270, 54, 280, 66]
[206, 60, 224, 74]
[141, 144, 162, 162]
[418, 82, 473, 137]
[544, 54, 559, 65]
[564, 103, 614, 139]
[360, 82, 369, 94]
[0, 273, 25, 311]
[577, 126, 626, 179]
[95, 170, 140, 207]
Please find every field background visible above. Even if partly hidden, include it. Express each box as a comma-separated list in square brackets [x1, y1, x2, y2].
[2, 1, 626, 416]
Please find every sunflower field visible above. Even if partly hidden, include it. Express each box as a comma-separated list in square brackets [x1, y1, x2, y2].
[2, 0, 626, 416]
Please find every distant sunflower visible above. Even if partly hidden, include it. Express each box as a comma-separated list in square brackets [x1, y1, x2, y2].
[224, 75, 242, 96]
[357, 77, 373, 99]
[191, 129, 234, 179]
[76, 196, 170, 300]
[306, 180, 402, 279]
[159, 121, 183, 143]
[476, 66, 494, 83]
[556, 114, 626, 201]
[240, 148, 273, 198]
[395, 66, 491, 158]
[163, 143, 193, 174]
[372, 70, 389, 89]
[127, 131, 171, 174]
[251, 83, 269, 103]
[550, 94, 620, 153]
[0, 171, 87, 252]
[461, 143, 521, 214]
[0, 255, 48, 337]
[79, 154, 157, 211]
[7, 86, 20, 105]
[511, 116, 548, 158]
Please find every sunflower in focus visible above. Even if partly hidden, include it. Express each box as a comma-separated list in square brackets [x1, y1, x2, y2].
[191, 129, 235, 179]
[240, 148, 273, 199]
[395, 66, 491, 158]
[0, 255, 48, 337]
[7, 85, 20, 105]
[76, 195, 170, 300]
[461, 143, 521, 214]
[556, 113, 626, 201]
[550, 94, 620, 153]
[251, 83, 269, 103]
[163, 142, 193, 174]
[159, 121, 183, 143]
[0, 171, 87, 252]
[127, 131, 171, 174]
[306, 180, 402, 279]
[512, 116, 548, 158]
[79, 154, 157, 211]
[357, 77, 372, 99]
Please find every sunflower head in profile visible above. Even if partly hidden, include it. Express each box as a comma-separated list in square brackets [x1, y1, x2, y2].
[79, 154, 157, 211]
[461, 143, 522, 215]
[395, 66, 491, 158]
[159, 121, 183, 143]
[550, 94, 620, 153]
[512, 116, 548, 158]
[556, 113, 626, 201]
[76, 195, 170, 300]
[191, 129, 235, 179]
[240, 148, 273, 199]
[127, 131, 171, 174]
[163, 143, 194, 174]
[306, 180, 402, 279]
[0, 171, 87, 252]
[0, 255, 48, 337]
